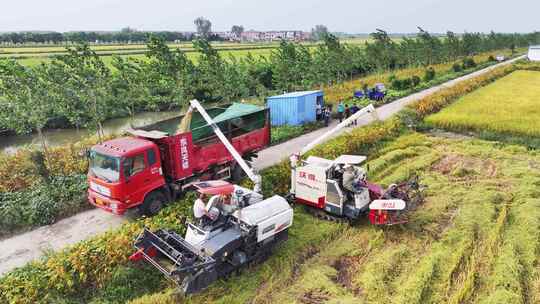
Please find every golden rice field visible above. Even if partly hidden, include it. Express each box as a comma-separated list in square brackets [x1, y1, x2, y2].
[426, 70, 540, 137]
[127, 132, 540, 304]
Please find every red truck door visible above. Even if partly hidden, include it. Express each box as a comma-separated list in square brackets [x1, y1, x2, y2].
[122, 151, 154, 207]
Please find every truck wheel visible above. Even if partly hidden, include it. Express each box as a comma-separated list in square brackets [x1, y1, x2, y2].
[141, 191, 166, 216]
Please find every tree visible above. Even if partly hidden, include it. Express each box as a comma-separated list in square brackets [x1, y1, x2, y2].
[0, 59, 55, 153]
[141, 36, 195, 109]
[311, 25, 329, 41]
[50, 44, 112, 141]
[365, 29, 398, 70]
[270, 40, 312, 91]
[111, 56, 148, 121]
[231, 25, 244, 40]
[194, 17, 212, 39]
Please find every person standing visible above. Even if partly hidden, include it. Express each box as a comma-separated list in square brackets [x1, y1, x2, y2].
[350, 103, 359, 126]
[316, 102, 322, 121]
[193, 193, 208, 224]
[324, 106, 331, 127]
[344, 104, 350, 126]
[337, 101, 345, 123]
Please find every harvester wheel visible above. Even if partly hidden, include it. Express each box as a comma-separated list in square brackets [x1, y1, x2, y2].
[141, 191, 166, 216]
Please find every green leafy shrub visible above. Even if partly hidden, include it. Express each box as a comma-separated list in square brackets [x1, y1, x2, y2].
[412, 75, 421, 87]
[0, 174, 87, 233]
[271, 122, 323, 145]
[423, 67, 436, 82]
[462, 57, 477, 69]
[452, 63, 463, 72]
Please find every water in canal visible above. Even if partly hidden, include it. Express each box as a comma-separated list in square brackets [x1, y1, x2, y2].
[0, 111, 181, 154]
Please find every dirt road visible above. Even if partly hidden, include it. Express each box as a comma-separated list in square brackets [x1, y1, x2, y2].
[0, 56, 523, 276]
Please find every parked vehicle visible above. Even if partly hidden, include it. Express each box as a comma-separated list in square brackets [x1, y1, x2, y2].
[353, 83, 386, 101]
[87, 102, 270, 215]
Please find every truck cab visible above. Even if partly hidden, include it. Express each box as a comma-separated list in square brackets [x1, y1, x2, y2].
[87, 137, 166, 215]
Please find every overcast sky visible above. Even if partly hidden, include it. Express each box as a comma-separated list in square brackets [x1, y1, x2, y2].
[1, 0, 538, 33]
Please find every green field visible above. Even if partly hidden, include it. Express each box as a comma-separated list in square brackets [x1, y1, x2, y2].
[426, 70, 540, 138]
[3, 38, 372, 66]
[15, 47, 276, 66]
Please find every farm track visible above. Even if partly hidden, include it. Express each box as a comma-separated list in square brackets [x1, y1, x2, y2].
[0, 55, 524, 277]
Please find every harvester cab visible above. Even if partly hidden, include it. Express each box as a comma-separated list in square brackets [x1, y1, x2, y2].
[289, 103, 423, 225]
[130, 100, 293, 295]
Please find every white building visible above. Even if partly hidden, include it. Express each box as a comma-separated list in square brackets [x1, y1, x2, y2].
[528, 46, 540, 61]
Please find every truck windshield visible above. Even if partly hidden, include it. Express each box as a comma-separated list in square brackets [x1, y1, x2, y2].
[89, 150, 120, 183]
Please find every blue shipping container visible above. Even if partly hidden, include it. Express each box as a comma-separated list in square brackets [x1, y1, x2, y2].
[266, 90, 324, 126]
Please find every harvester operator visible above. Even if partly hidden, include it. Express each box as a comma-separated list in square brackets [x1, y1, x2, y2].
[343, 165, 368, 195]
[193, 193, 224, 224]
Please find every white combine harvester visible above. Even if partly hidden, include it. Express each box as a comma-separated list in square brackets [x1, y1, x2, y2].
[129, 100, 293, 294]
[288, 104, 424, 224]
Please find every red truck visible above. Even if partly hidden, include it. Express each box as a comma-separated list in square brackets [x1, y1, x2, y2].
[87, 103, 270, 215]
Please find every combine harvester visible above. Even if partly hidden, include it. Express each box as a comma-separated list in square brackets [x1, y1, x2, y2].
[289, 104, 424, 225]
[129, 100, 293, 294]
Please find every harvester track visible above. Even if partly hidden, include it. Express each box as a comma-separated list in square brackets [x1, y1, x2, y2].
[302, 205, 351, 223]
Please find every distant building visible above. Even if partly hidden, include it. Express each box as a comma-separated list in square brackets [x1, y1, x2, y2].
[241, 31, 263, 42]
[214, 31, 235, 40]
[239, 30, 309, 42]
[528, 46, 540, 61]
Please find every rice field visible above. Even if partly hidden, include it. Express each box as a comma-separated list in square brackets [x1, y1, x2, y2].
[98, 132, 540, 304]
[426, 70, 540, 138]
[5, 38, 373, 67]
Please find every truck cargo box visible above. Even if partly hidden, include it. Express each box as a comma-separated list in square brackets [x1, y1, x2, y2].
[136, 103, 270, 181]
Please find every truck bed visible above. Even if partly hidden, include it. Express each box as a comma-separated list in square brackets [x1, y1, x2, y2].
[137, 103, 270, 182]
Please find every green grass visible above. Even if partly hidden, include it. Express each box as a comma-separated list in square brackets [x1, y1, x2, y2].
[426, 70, 540, 138]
